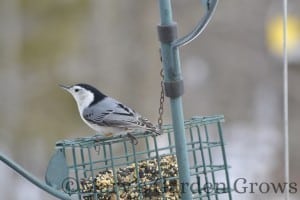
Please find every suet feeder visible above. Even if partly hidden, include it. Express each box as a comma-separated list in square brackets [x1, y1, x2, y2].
[0, 0, 233, 199]
[49, 115, 231, 200]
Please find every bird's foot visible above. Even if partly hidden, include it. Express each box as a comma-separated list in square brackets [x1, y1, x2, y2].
[127, 132, 138, 145]
[92, 134, 104, 142]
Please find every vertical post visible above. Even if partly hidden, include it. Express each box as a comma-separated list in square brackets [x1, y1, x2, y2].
[157, 0, 192, 199]
[282, 1, 289, 200]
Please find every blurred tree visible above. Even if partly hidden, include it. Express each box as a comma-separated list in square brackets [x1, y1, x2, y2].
[20, 0, 89, 69]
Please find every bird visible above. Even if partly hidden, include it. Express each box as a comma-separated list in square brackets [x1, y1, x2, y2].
[59, 83, 160, 143]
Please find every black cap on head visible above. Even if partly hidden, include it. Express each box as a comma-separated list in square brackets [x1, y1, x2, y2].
[76, 83, 107, 105]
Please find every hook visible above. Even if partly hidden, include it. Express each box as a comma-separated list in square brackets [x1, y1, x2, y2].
[171, 0, 219, 48]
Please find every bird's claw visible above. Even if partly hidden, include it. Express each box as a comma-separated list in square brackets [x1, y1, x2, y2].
[92, 135, 103, 142]
[127, 132, 138, 145]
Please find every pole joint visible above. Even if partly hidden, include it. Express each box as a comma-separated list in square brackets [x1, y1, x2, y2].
[164, 80, 184, 98]
[157, 23, 178, 43]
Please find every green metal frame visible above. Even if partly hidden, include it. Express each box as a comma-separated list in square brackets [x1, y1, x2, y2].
[52, 115, 232, 200]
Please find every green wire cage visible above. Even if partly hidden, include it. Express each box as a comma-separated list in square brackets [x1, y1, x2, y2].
[51, 115, 231, 200]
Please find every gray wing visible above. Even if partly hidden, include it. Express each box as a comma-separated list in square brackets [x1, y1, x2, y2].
[82, 97, 141, 128]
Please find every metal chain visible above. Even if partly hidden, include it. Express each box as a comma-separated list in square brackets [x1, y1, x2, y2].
[157, 50, 165, 130]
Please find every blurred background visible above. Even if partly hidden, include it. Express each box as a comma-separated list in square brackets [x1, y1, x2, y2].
[0, 0, 300, 199]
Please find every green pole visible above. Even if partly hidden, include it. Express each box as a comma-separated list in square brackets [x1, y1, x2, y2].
[0, 152, 72, 200]
[157, 0, 192, 199]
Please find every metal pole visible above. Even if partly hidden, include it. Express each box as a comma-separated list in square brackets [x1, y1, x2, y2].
[282, 0, 289, 200]
[157, 0, 192, 199]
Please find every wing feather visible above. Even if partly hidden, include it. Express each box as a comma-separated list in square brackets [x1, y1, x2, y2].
[82, 97, 159, 134]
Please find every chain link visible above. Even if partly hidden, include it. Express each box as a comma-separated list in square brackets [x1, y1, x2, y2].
[157, 52, 165, 129]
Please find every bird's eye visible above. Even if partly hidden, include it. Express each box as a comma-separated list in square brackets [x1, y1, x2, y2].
[74, 88, 80, 92]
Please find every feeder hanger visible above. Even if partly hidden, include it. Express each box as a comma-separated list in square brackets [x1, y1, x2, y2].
[157, 0, 218, 199]
[158, 0, 218, 98]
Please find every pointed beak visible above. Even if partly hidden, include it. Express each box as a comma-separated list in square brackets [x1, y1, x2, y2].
[59, 84, 71, 91]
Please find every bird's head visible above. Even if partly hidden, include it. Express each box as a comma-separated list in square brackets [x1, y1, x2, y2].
[59, 83, 106, 111]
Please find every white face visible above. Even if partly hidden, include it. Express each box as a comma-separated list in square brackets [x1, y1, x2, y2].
[61, 85, 94, 113]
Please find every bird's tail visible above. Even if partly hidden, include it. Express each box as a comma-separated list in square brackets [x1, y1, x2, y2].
[139, 116, 162, 135]
[149, 127, 162, 135]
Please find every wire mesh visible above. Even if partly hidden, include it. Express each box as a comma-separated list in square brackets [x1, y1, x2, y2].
[55, 115, 232, 200]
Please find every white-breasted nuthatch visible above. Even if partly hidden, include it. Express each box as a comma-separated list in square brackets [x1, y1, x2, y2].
[60, 83, 160, 143]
